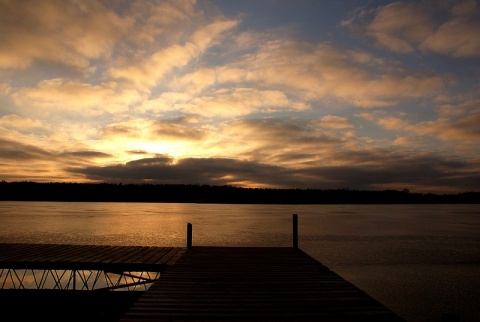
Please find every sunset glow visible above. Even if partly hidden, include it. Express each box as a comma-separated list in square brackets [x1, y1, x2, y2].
[1, 0, 479, 193]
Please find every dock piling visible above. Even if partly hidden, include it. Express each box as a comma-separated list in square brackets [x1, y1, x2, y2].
[293, 214, 298, 248]
[187, 223, 192, 249]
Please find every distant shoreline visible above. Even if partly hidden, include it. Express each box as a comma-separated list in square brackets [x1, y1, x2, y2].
[1, 181, 478, 204]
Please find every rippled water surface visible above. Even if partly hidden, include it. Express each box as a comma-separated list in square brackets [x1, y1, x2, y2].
[1, 202, 479, 321]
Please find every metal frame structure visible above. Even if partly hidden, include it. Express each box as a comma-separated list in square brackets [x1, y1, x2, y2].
[0, 268, 160, 291]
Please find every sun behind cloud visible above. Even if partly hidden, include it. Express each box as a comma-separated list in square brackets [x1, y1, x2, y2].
[0, 0, 479, 193]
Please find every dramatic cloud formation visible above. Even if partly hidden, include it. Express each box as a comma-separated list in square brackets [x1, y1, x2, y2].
[1, 0, 479, 193]
[346, 0, 480, 57]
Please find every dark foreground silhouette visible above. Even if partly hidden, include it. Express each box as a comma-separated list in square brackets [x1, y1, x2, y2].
[1, 181, 478, 203]
[0, 289, 142, 322]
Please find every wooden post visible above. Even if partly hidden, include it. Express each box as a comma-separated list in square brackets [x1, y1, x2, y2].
[187, 223, 192, 249]
[293, 214, 298, 249]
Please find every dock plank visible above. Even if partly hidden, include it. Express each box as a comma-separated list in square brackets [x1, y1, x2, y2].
[121, 247, 404, 321]
[129, 246, 167, 265]
[153, 247, 185, 265]
[110, 246, 152, 264]
[0, 243, 185, 271]
[0, 244, 404, 321]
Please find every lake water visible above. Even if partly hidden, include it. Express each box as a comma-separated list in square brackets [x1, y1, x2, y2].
[0, 201, 479, 321]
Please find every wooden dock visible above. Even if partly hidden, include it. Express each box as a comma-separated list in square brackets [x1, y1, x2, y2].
[121, 246, 403, 321]
[0, 215, 404, 321]
[0, 243, 185, 272]
[0, 243, 404, 321]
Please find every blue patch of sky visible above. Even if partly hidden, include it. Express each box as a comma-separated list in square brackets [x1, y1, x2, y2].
[210, 0, 359, 41]
[354, 118, 406, 143]
[6, 61, 84, 88]
[399, 100, 439, 117]
[399, 49, 480, 80]
[208, 0, 460, 80]
[0, 96, 16, 117]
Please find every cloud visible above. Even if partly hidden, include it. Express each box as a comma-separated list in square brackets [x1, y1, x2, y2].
[138, 92, 191, 114]
[102, 118, 206, 141]
[420, 0, 480, 57]
[69, 156, 289, 187]
[67, 151, 479, 193]
[98, 117, 352, 171]
[0, 0, 477, 194]
[92, 117, 347, 170]
[417, 112, 480, 142]
[97, 117, 211, 160]
[420, 19, 480, 57]
[12, 79, 143, 117]
[0, 0, 132, 70]
[214, 118, 348, 166]
[0, 115, 47, 132]
[152, 122, 207, 141]
[140, 88, 309, 117]
[237, 40, 443, 107]
[358, 104, 480, 147]
[309, 116, 354, 129]
[108, 18, 239, 89]
[0, 82, 12, 95]
[60, 151, 112, 159]
[135, 31, 444, 112]
[0, 137, 67, 182]
[347, 1, 480, 57]
[376, 116, 411, 131]
[0, 115, 59, 151]
[361, 2, 435, 54]
[0, 134, 113, 165]
[438, 101, 477, 118]
[156, 36, 443, 111]
[0, 137, 53, 161]
[2, 111, 477, 193]
[0, 137, 117, 182]
[393, 136, 418, 147]
[126, 0, 198, 46]
[221, 119, 321, 146]
[171, 68, 218, 94]
[0, 0, 238, 83]
[188, 88, 309, 117]
[298, 152, 477, 192]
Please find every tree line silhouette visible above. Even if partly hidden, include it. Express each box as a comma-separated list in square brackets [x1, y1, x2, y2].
[1, 181, 478, 204]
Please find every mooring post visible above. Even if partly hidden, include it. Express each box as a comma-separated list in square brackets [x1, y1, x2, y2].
[187, 222, 192, 249]
[293, 214, 298, 249]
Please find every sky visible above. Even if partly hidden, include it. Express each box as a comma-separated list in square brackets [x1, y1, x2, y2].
[0, 0, 479, 194]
